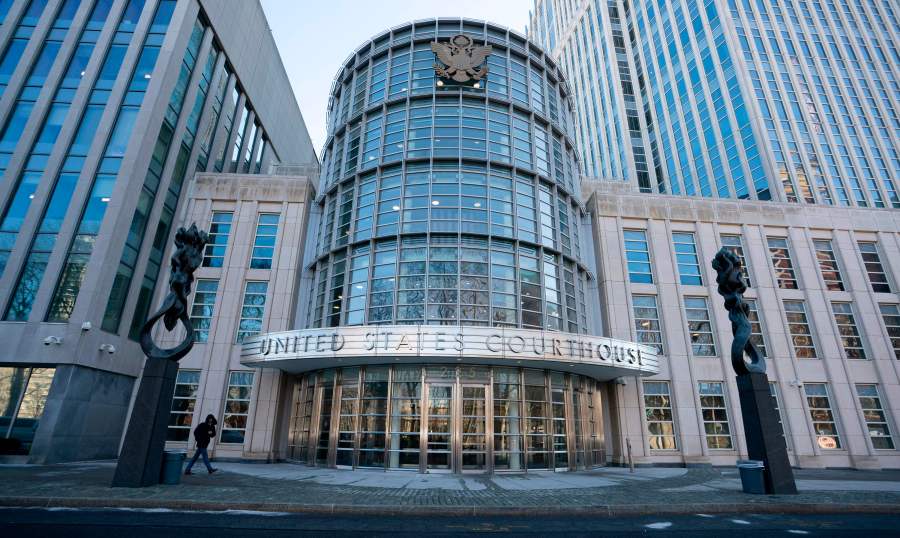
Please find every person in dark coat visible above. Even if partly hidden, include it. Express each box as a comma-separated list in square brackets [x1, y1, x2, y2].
[184, 414, 218, 475]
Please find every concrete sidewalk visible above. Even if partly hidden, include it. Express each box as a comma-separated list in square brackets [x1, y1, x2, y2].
[1, 461, 898, 516]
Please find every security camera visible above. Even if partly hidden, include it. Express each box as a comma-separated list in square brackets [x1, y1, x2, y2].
[81, 321, 92, 331]
[43, 336, 63, 346]
[99, 343, 116, 354]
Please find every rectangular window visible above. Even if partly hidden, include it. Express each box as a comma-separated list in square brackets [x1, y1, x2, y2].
[783, 300, 817, 358]
[720, 234, 751, 286]
[632, 295, 663, 354]
[858, 242, 892, 293]
[202, 212, 233, 268]
[831, 302, 867, 359]
[189, 279, 218, 343]
[698, 382, 732, 449]
[769, 382, 790, 449]
[855, 385, 894, 450]
[672, 232, 703, 285]
[250, 213, 279, 269]
[813, 239, 844, 291]
[236, 281, 268, 343]
[804, 383, 841, 449]
[220, 371, 254, 444]
[879, 304, 900, 360]
[167, 370, 200, 442]
[767, 237, 798, 289]
[684, 297, 716, 356]
[643, 381, 676, 450]
[624, 229, 653, 283]
[745, 298, 767, 357]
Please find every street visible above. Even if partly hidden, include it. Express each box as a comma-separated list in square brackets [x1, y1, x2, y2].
[1, 507, 899, 536]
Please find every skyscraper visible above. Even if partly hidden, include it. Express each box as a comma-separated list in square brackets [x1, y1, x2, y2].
[0, 0, 315, 463]
[530, 1, 900, 469]
[530, 0, 899, 205]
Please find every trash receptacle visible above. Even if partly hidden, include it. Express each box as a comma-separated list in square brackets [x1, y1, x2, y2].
[161, 450, 186, 485]
[736, 459, 765, 494]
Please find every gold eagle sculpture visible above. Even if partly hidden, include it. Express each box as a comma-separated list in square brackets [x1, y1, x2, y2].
[431, 34, 492, 83]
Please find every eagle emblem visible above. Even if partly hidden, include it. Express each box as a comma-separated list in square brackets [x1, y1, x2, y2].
[431, 34, 492, 84]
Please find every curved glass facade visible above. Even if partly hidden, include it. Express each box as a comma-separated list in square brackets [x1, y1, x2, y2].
[309, 18, 591, 333]
[287, 365, 604, 472]
[291, 19, 607, 472]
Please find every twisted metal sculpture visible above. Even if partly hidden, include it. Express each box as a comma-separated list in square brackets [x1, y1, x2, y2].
[139, 224, 209, 362]
[712, 247, 765, 375]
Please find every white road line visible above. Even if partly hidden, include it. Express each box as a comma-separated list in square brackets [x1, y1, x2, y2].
[730, 519, 751, 525]
[645, 522, 673, 530]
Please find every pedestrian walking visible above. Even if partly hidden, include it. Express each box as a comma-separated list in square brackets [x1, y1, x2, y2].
[184, 414, 218, 475]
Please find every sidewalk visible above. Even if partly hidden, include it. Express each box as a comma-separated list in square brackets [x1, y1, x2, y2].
[1, 461, 898, 516]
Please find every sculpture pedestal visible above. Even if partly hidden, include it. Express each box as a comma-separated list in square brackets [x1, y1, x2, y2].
[736, 372, 797, 494]
[111, 357, 179, 487]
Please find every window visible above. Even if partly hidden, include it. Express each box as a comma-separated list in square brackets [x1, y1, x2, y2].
[202, 212, 233, 267]
[855, 385, 894, 450]
[672, 232, 703, 285]
[250, 213, 279, 269]
[783, 300, 817, 358]
[336, 368, 360, 466]
[358, 366, 388, 467]
[220, 371, 254, 444]
[684, 297, 716, 356]
[698, 382, 732, 449]
[858, 242, 892, 293]
[632, 295, 663, 354]
[643, 381, 676, 450]
[769, 382, 790, 449]
[745, 299, 767, 357]
[830, 302, 867, 359]
[878, 304, 900, 360]
[720, 234, 751, 285]
[767, 237, 798, 289]
[236, 281, 268, 343]
[813, 240, 844, 291]
[189, 279, 218, 342]
[624, 229, 653, 283]
[804, 383, 841, 449]
[167, 370, 200, 442]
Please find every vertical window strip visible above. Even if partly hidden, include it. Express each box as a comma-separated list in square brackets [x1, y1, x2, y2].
[768, 382, 790, 449]
[804, 383, 841, 449]
[202, 212, 233, 267]
[813, 239, 845, 291]
[684, 296, 716, 357]
[249, 213, 279, 269]
[855, 385, 895, 450]
[188, 278, 218, 342]
[0, 0, 50, 94]
[236, 281, 268, 343]
[831, 302, 867, 359]
[672, 231, 702, 285]
[643, 381, 676, 450]
[720, 234, 751, 286]
[858, 242, 892, 293]
[167, 369, 200, 442]
[767, 237, 798, 289]
[623, 229, 653, 283]
[783, 300, 817, 358]
[632, 295, 663, 354]
[878, 304, 900, 360]
[745, 298, 767, 357]
[220, 371, 254, 444]
[698, 382, 732, 449]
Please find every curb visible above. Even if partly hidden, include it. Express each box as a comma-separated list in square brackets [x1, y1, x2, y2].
[0, 497, 896, 516]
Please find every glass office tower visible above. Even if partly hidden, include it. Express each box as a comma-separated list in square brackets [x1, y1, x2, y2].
[266, 18, 660, 473]
[0, 0, 315, 463]
[530, 0, 900, 205]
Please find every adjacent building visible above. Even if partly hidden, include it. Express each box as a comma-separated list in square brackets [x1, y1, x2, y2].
[531, 1, 900, 469]
[0, 0, 316, 462]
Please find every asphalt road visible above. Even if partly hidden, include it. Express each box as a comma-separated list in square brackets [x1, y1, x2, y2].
[2, 507, 900, 536]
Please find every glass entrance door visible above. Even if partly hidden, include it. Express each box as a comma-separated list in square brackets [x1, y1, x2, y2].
[460, 385, 488, 471]
[425, 384, 452, 471]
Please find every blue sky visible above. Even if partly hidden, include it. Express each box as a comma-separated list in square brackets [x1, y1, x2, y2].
[259, 0, 533, 157]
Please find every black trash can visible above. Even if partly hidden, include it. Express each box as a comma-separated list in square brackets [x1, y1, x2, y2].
[736, 459, 765, 494]
[161, 450, 186, 485]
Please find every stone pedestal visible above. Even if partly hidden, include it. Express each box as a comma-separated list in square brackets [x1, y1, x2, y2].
[736, 372, 797, 494]
[111, 358, 179, 487]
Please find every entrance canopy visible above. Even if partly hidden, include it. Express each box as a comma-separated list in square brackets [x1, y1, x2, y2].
[240, 326, 659, 381]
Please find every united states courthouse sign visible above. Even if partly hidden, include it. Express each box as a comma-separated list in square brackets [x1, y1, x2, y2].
[241, 325, 659, 380]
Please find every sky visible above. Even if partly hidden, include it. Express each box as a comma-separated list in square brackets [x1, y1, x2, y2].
[259, 0, 533, 158]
